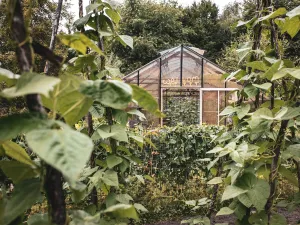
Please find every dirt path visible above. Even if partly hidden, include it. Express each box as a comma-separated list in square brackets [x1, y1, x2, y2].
[146, 207, 300, 225]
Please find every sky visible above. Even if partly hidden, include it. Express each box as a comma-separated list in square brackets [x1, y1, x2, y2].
[69, 0, 243, 19]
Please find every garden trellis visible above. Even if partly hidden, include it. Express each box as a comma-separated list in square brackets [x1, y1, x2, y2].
[124, 45, 240, 126]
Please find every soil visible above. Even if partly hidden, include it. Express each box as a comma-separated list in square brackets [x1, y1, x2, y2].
[146, 207, 300, 225]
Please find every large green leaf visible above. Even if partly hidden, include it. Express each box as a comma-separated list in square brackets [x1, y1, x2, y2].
[1, 72, 60, 98]
[270, 213, 287, 225]
[131, 84, 163, 117]
[216, 207, 234, 216]
[103, 204, 139, 220]
[0, 68, 20, 87]
[58, 32, 103, 55]
[272, 68, 299, 80]
[42, 75, 93, 125]
[278, 166, 298, 187]
[1, 141, 35, 167]
[26, 128, 93, 183]
[0, 161, 37, 184]
[2, 179, 42, 225]
[258, 8, 287, 22]
[105, 8, 121, 24]
[207, 177, 222, 185]
[236, 173, 270, 211]
[93, 124, 128, 142]
[252, 83, 272, 90]
[236, 104, 251, 119]
[117, 35, 133, 49]
[262, 60, 282, 80]
[102, 169, 119, 186]
[27, 213, 51, 225]
[0, 113, 51, 141]
[70, 210, 100, 225]
[107, 155, 123, 168]
[219, 106, 237, 116]
[246, 61, 269, 72]
[221, 185, 248, 202]
[80, 80, 132, 109]
[244, 84, 259, 98]
[274, 107, 300, 120]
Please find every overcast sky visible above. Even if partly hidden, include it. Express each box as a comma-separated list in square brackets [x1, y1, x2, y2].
[70, 0, 243, 19]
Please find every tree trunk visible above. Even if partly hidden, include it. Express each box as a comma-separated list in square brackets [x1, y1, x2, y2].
[11, 1, 66, 225]
[44, 0, 63, 74]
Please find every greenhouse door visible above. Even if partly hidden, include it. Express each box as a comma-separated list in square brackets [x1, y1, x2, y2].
[161, 88, 200, 126]
[200, 88, 238, 125]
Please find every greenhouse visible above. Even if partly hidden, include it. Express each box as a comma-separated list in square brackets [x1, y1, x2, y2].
[124, 45, 240, 126]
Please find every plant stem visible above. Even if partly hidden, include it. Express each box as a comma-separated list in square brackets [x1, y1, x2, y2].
[11, 1, 66, 224]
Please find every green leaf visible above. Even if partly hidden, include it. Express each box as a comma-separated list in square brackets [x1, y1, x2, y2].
[103, 204, 139, 220]
[134, 203, 148, 212]
[287, 5, 300, 18]
[247, 61, 269, 72]
[263, 60, 283, 80]
[244, 84, 259, 98]
[73, 13, 92, 30]
[80, 80, 132, 109]
[278, 166, 298, 187]
[117, 35, 133, 49]
[42, 75, 93, 125]
[216, 207, 234, 216]
[252, 83, 272, 90]
[1, 72, 60, 98]
[236, 104, 251, 120]
[89, 102, 105, 118]
[236, 173, 270, 211]
[2, 141, 35, 167]
[105, 8, 121, 24]
[26, 128, 93, 183]
[58, 32, 103, 55]
[27, 213, 51, 225]
[2, 179, 42, 225]
[127, 109, 146, 120]
[0, 113, 51, 142]
[270, 213, 287, 225]
[112, 109, 128, 125]
[93, 124, 128, 142]
[0, 161, 37, 184]
[102, 169, 119, 186]
[274, 107, 300, 120]
[221, 185, 248, 202]
[86, 3, 103, 13]
[249, 211, 268, 225]
[131, 84, 163, 117]
[284, 144, 300, 160]
[106, 155, 123, 168]
[207, 177, 222, 185]
[258, 8, 287, 22]
[282, 17, 300, 38]
[272, 68, 298, 80]
[70, 210, 100, 225]
[0, 68, 20, 87]
[115, 194, 133, 204]
[219, 106, 236, 116]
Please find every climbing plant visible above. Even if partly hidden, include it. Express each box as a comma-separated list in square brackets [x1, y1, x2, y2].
[0, 0, 162, 225]
[206, 3, 300, 225]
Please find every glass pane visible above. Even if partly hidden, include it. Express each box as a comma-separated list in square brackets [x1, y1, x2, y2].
[182, 48, 201, 87]
[161, 47, 181, 87]
[203, 60, 226, 88]
[124, 71, 138, 85]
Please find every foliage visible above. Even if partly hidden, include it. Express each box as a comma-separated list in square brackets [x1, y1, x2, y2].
[208, 3, 300, 224]
[112, 0, 234, 74]
[133, 124, 223, 184]
[0, 0, 162, 225]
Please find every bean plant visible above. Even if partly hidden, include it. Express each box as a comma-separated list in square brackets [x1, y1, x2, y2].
[205, 2, 300, 225]
[0, 0, 162, 225]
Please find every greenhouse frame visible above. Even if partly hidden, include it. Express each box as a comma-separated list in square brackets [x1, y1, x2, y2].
[123, 45, 240, 126]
